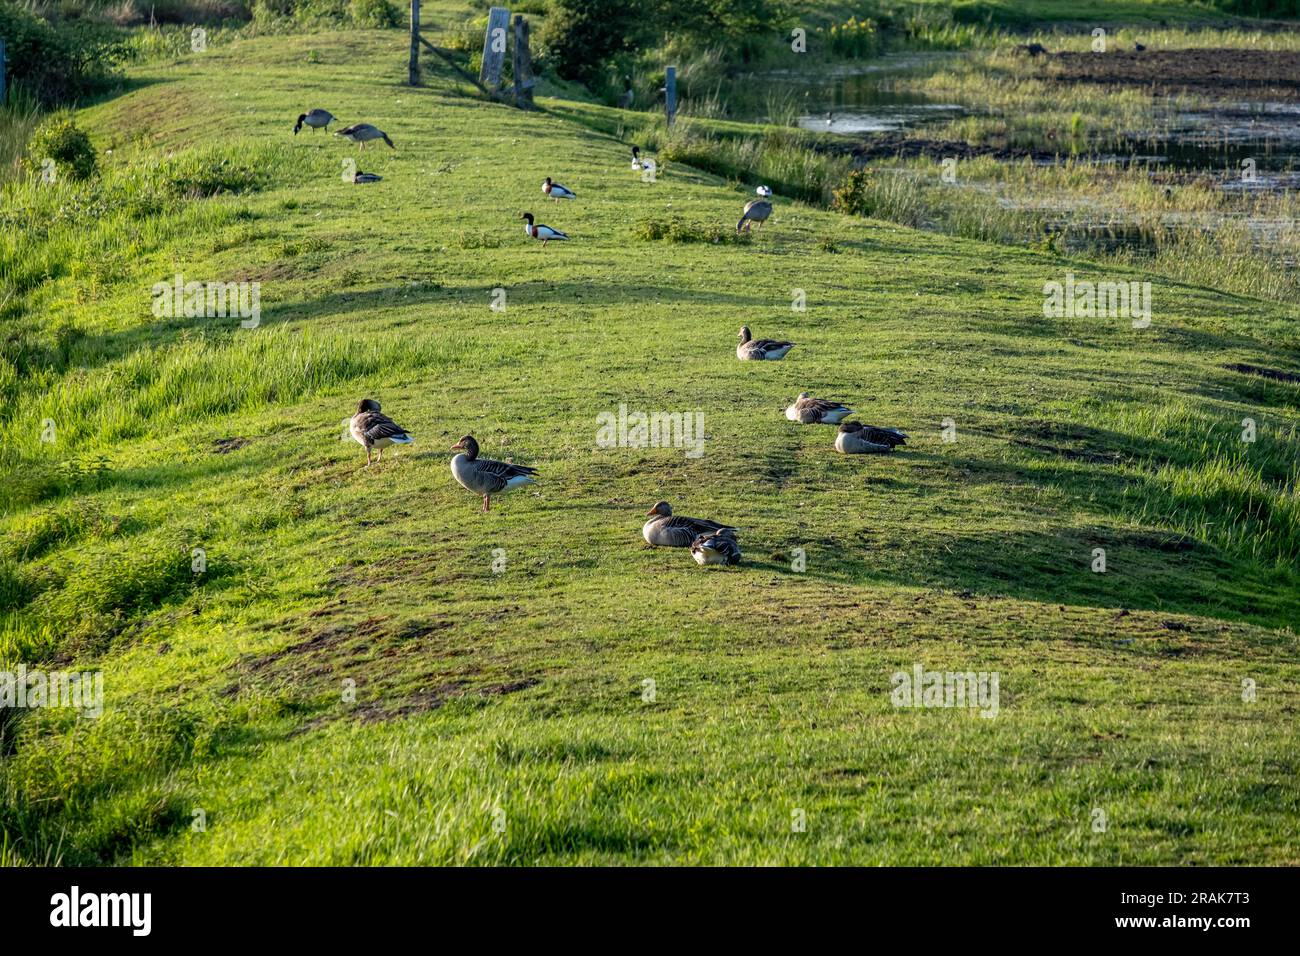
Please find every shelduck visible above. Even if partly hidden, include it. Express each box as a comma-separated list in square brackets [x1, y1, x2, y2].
[335, 124, 395, 150]
[756, 185, 773, 198]
[835, 422, 909, 454]
[542, 177, 576, 201]
[737, 326, 794, 361]
[642, 501, 736, 548]
[520, 212, 569, 246]
[349, 398, 414, 466]
[786, 392, 854, 424]
[690, 529, 742, 566]
[450, 435, 538, 512]
[294, 109, 336, 134]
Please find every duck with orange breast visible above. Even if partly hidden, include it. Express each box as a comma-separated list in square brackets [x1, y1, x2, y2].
[541, 177, 576, 202]
[520, 212, 569, 246]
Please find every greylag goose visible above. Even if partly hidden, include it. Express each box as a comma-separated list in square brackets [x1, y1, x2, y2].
[737, 326, 794, 361]
[335, 124, 394, 150]
[450, 435, 538, 512]
[521, 212, 568, 245]
[737, 196, 773, 232]
[786, 392, 854, 424]
[642, 501, 735, 548]
[349, 398, 414, 466]
[690, 529, 742, 566]
[835, 421, 908, 454]
[542, 177, 576, 201]
[294, 109, 335, 134]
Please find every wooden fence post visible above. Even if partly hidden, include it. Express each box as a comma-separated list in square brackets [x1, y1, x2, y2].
[513, 15, 534, 109]
[665, 65, 677, 128]
[408, 0, 421, 86]
[481, 7, 510, 90]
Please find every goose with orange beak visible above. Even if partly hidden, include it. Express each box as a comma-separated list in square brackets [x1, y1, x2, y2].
[450, 435, 538, 512]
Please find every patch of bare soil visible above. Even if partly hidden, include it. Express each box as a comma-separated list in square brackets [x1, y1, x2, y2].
[1045, 49, 1300, 100]
[847, 133, 1056, 164]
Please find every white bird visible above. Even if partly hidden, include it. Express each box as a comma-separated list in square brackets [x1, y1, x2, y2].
[520, 212, 568, 246]
[756, 185, 773, 198]
[348, 398, 414, 466]
[542, 177, 576, 201]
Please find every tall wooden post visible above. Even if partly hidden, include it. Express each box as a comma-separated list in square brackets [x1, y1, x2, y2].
[481, 6, 510, 90]
[513, 16, 534, 109]
[408, 0, 420, 86]
[665, 65, 677, 128]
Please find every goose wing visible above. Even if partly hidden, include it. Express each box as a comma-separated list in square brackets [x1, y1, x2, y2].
[474, 456, 539, 493]
[801, 397, 850, 418]
[753, 338, 793, 351]
[860, 426, 908, 447]
[357, 411, 410, 442]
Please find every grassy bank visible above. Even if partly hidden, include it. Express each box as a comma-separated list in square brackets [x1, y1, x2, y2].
[1, 21, 1298, 865]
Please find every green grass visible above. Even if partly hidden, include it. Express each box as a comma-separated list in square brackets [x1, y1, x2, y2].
[1, 20, 1298, 865]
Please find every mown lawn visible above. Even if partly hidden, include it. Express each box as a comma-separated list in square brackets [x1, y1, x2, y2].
[1, 23, 1297, 865]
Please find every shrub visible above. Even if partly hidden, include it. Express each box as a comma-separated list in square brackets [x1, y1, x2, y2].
[25, 117, 98, 181]
[349, 0, 399, 28]
[541, 0, 643, 85]
[0, 4, 127, 107]
[631, 216, 746, 244]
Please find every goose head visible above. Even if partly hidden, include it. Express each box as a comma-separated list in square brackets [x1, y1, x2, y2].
[451, 434, 480, 460]
[839, 422, 863, 434]
[632, 146, 640, 159]
[738, 326, 752, 343]
[357, 398, 381, 413]
[646, 500, 672, 518]
[294, 113, 307, 134]
[796, 391, 810, 400]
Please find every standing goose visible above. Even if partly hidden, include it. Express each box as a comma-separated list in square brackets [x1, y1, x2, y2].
[335, 124, 395, 150]
[618, 77, 635, 110]
[542, 177, 576, 201]
[642, 501, 735, 548]
[835, 421, 908, 454]
[450, 435, 538, 512]
[737, 326, 795, 361]
[786, 392, 854, 424]
[737, 195, 773, 232]
[690, 529, 742, 567]
[294, 109, 336, 134]
[520, 212, 569, 246]
[349, 398, 414, 466]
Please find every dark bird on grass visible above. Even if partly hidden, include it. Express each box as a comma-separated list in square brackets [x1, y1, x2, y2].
[1134, 42, 1146, 52]
[1015, 42, 1048, 56]
[786, 392, 854, 424]
[294, 109, 335, 134]
[335, 123, 395, 149]
[618, 77, 635, 110]
[542, 177, 576, 201]
[353, 171, 382, 183]
[450, 435, 538, 512]
[520, 212, 569, 246]
[834, 421, 908, 454]
[643, 501, 736, 548]
[736, 326, 794, 361]
[349, 399, 414, 466]
[691, 528, 742, 566]
[737, 195, 773, 232]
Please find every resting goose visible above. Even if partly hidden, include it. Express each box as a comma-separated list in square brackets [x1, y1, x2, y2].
[335, 123, 394, 150]
[520, 212, 569, 246]
[294, 109, 335, 134]
[737, 197, 773, 232]
[642, 501, 735, 548]
[690, 529, 742, 567]
[353, 171, 382, 184]
[835, 421, 909, 454]
[542, 177, 576, 201]
[450, 435, 538, 512]
[737, 326, 794, 361]
[349, 398, 414, 466]
[786, 392, 854, 424]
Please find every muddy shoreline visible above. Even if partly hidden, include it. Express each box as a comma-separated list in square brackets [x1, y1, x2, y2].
[1041, 48, 1300, 101]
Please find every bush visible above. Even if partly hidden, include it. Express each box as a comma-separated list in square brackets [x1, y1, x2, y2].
[25, 117, 98, 181]
[349, 0, 398, 27]
[541, 0, 643, 85]
[0, 4, 127, 107]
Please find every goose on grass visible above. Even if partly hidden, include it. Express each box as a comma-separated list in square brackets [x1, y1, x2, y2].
[643, 501, 736, 548]
[349, 398, 414, 466]
[786, 392, 854, 424]
[737, 326, 794, 361]
[335, 124, 395, 150]
[294, 109, 335, 134]
[520, 212, 569, 246]
[450, 435, 538, 512]
[835, 421, 908, 454]
[690, 529, 742, 566]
